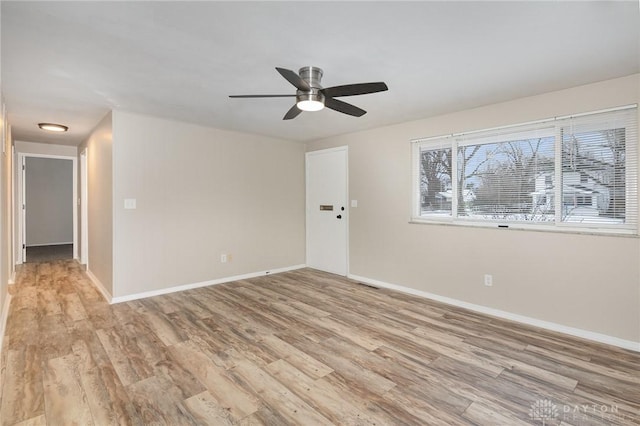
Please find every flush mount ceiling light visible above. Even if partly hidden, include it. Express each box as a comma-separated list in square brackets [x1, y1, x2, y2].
[38, 123, 68, 132]
[296, 91, 325, 112]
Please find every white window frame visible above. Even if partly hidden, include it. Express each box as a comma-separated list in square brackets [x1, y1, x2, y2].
[411, 105, 638, 236]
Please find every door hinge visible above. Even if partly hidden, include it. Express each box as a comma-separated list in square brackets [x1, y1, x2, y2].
[22, 244, 25, 249]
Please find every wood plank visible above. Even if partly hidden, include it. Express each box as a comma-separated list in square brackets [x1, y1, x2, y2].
[264, 359, 386, 424]
[0, 347, 44, 425]
[71, 339, 143, 425]
[169, 340, 260, 421]
[258, 334, 333, 379]
[9, 286, 38, 312]
[182, 391, 234, 425]
[96, 327, 154, 387]
[5, 307, 40, 349]
[462, 401, 532, 425]
[11, 415, 47, 426]
[126, 375, 196, 425]
[37, 289, 62, 316]
[382, 385, 473, 425]
[229, 359, 334, 425]
[60, 292, 88, 322]
[38, 314, 73, 360]
[136, 300, 188, 346]
[280, 333, 397, 397]
[43, 354, 94, 425]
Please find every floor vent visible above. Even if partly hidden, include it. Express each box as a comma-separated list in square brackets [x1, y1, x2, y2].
[357, 282, 378, 289]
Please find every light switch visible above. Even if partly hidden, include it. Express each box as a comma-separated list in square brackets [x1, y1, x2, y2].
[351, 200, 358, 208]
[124, 198, 137, 209]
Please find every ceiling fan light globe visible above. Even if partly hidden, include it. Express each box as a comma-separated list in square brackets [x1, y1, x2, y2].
[296, 91, 325, 112]
[297, 100, 324, 112]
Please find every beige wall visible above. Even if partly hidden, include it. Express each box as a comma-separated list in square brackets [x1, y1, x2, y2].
[307, 74, 640, 343]
[14, 140, 77, 157]
[0, 94, 13, 335]
[111, 111, 305, 298]
[0, 7, 10, 341]
[78, 112, 113, 296]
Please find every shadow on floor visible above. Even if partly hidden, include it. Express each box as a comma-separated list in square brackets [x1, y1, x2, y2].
[26, 244, 73, 263]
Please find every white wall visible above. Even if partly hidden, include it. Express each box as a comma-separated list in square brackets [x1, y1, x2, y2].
[77, 112, 113, 296]
[307, 74, 640, 345]
[111, 111, 305, 298]
[25, 157, 73, 246]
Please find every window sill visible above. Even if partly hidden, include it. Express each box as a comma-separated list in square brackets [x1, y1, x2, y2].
[409, 218, 639, 238]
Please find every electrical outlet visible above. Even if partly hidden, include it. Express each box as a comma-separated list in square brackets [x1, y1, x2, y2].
[484, 274, 493, 287]
[220, 254, 228, 263]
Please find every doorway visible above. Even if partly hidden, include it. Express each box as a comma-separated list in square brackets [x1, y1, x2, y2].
[305, 146, 348, 275]
[17, 154, 77, 264]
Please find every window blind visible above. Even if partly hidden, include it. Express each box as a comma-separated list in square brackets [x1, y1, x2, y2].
[559, 109, 637, 229]
[412, 105, 638, 234]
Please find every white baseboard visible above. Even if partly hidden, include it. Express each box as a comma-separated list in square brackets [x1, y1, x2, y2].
[0, 293, 12, 358]
[348, 273, 640, 353]
[85, 268, 113, 303]
[8, 271, 15, 285]
[110, 264, 307, 304]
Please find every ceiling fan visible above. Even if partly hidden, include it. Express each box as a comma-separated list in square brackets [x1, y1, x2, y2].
[229, 66, 388, 120]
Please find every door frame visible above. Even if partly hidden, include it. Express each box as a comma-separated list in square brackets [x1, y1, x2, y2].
[305, 146, 349, 275]
[80, 148, 88, 266]
[17, 153, 78, 264]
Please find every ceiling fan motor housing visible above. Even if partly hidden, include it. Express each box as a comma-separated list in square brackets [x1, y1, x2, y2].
[299, 66, 323, 88]
[297, 66, 325, 105]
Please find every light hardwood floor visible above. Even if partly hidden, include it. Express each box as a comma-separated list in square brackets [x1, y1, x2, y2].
[1, 260, 638, 425]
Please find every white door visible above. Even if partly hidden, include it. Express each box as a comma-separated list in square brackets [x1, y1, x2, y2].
[306, 147, 348, 275]
[21, 156, 26, 262]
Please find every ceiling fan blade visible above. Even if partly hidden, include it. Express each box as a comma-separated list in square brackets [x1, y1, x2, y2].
[276, 67, 310, 91]
[229, 94, 296, 98]
[324, 97, 366, 117]
[321, 82, 388, 98]
[283, 104, 303, 120]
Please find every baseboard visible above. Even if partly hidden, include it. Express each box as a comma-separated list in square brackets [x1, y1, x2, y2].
[8, 271, 15, 285]
[85, 268, 113, 303]
[348, 273, 640, 353]
[111, 264, 307, 304]
[26, 242, 73, 247]
[0, 292, 12, 358]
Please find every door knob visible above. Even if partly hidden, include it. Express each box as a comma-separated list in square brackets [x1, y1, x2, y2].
[336, 214, 342, 219]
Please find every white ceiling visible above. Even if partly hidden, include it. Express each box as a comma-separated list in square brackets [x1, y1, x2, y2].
[1, 1, 638, 146]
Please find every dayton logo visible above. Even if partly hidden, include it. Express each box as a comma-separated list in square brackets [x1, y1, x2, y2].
[529, 399, 559, 425]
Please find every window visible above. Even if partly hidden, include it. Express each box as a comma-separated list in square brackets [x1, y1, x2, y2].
[412, 106, 638, 234]
[419, 146, 452, 216]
